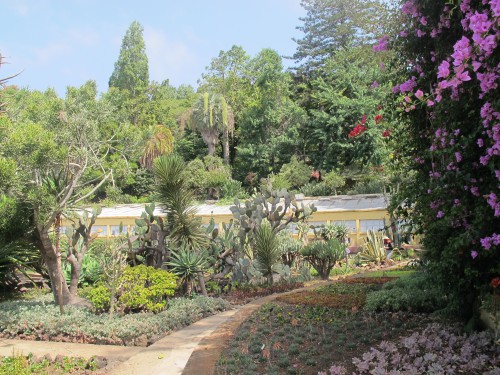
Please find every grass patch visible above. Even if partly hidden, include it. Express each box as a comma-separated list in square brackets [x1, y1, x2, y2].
[360, 269, 416, 278]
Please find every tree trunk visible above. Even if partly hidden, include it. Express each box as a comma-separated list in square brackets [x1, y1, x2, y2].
[207, 139, 216, 157]
[198, 272, 208, 297]
[38, 228, 72, 305]
[223, 128, 230, 164]
[38, 227, 88, 307]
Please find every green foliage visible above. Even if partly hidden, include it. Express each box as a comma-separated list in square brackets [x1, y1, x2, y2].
[81, 283, 110, 312]
[359, 229, 386, 265]
[119, 265, 177, 313]
[0, 241, 42, 290]
[292, 0, 389, 74]
[320, 223, 349, 243]
[253, 222, 280, 284]
[300, 181, 332, 197]
[109, 20, 149, 96]
[300, 239, 345, 279]
[364, 273, 447, 313]
[322, 170, 345, 194]
[0, 353, 98, 374]
[153, 154, 208, 250]
[278, 155, 312, 190]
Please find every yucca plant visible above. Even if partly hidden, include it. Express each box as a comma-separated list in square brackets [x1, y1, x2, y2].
[254, 222, 280, 285]
[166, 245, 209, 295]
[359, 229, 386, 265]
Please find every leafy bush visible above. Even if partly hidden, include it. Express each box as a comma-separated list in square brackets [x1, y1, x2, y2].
[119, 265, 177, 313]
[300, 239, 345, 280]
[278, 155, 312, 190]
[0, 295, 229, 346]
[300, 181, 332, 197]
[364, 272, 447, 313]
[80, 283, 110, 312]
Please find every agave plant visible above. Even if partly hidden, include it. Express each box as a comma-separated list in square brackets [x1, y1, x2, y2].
[359, 229, 386, 265]
[166, 245, 209, 295]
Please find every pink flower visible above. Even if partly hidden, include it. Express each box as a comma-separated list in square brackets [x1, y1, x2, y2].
[415, 89, 424, 99]
[491, 0, 500, 17]
[373, 36, 389, 52]
[451, 36, 471, 66]
[437, 61, 450, 78]
[471, 250, 478, 259]
[437, 211, 444, 218]
[469, 12, 492, 34]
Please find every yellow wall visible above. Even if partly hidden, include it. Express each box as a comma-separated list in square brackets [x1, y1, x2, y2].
[62, 206, 390, 247]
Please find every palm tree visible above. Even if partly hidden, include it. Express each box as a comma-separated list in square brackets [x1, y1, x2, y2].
[140, 125, 174, 169]
[180, 93, 234, 164]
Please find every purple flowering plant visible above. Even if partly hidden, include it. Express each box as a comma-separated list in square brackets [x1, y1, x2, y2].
[385, 0, 499, 322]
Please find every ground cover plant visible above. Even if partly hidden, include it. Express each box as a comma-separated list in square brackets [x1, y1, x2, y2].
[0, 353, 102, 375]
[215, 274, 499, 374]
[214, 281, 442, 374]
[0, 294, 229, 346]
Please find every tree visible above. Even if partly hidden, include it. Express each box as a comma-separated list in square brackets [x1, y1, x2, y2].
[1, 82, 120, 306]
[234, 49, 307, 181]
[109, 21, 149, 125]
[291, 0, 389, 76]
[199, 45, 252, 119]
[109, 20, 149, 96]
[181, 93, 234, 163]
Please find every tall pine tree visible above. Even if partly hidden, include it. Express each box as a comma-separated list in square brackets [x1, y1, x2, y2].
[109, 21, 149, 97]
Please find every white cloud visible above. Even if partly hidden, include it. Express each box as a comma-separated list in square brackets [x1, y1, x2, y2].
[143, 26, 199, 86]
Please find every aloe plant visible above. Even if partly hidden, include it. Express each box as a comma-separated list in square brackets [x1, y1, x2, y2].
[359, 229, 386, 265]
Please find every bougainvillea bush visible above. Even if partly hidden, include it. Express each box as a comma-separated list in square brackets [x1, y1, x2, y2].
[386, 0, 500, 321]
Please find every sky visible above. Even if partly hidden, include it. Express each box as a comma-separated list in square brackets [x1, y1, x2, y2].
[1, 0, 306, 97]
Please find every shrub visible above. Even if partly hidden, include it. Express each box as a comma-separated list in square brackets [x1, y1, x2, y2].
[300, 239, 345, 280]
[81, 283, 110, 312]
[364, 272, 447, 313]
[278, 155, 312, 190]
[300, 181, 331, 197]
[119, 265, 177, 313]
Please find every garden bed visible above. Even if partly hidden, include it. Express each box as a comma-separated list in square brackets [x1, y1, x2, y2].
[214, 277, 500, 375]
[0, 295, 230, 347]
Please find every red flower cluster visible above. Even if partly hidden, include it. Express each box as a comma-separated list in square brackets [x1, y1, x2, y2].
[491, 277, 500, 289]
[382, 129, 391, 137]
[375, 114, 383, 124]
[348, 115, 368, 138]
[348, 124, 367, 138]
